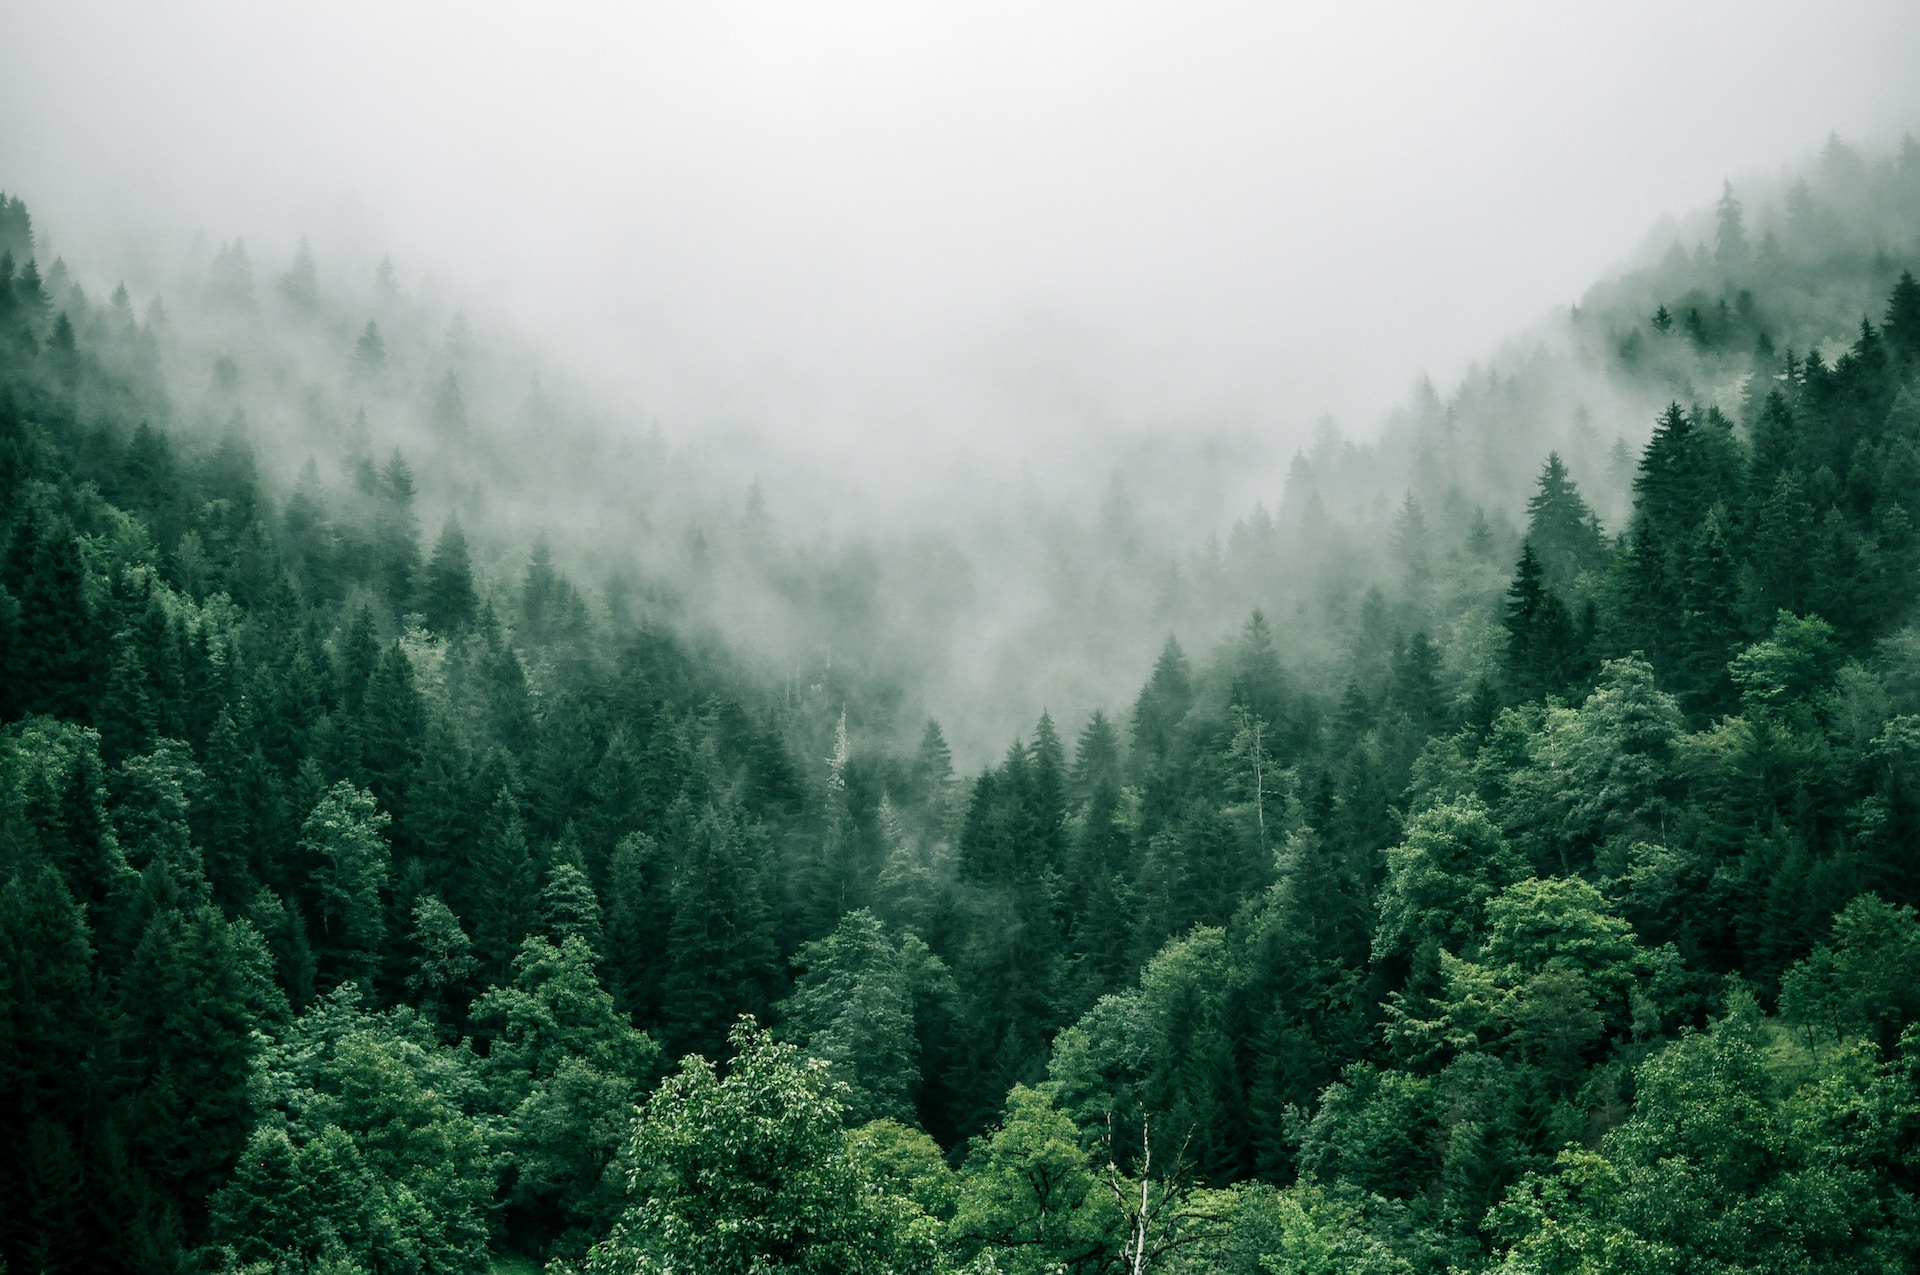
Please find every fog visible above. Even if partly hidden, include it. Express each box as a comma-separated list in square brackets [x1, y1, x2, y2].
[6, 2, 1920, 764]
[9, 2, 1919, 468]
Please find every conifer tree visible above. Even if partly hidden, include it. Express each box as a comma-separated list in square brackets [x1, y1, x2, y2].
[280, 238, 317, 309]
[1132, 637, 1193, 766]
[538, 860, 605, 954]
[350, 320, 386, 377]
[1886, 269, 1920, 360]
[663, 796, 781, 1058]
[471, 784, 537, 981]
[373, 449, 420, 615]
[303, 781, 392, 990]
[405, 894, 476, 1025]
[0, 866, 103, 1271]
[431, 370, 468, 436]
[1524, 453, 1606, 593]
[1714, 179, 1749, 269]
[1502, 543, 1576, 702]
[420, 515, 478, 634]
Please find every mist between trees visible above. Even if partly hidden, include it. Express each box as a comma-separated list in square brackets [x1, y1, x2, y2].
[4, 131, 1920, 1272]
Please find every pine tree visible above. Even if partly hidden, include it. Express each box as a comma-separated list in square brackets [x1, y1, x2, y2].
[114, 900, 264, 1237]
[1503, 542, 1576, 702]
[303, 782, 392, 990]
[1390, 629, 1447, 733]
[210, 239, 254, 306]
[1885, 270, 1920, 361]
[10, 515, 100, 720]
[605, 831, 670, 1022]
[1132, 636, 1193, 766]
[350, 320, 386, 377]
[196, 707, 254, 904]
[1069, 710, 1123, 807]
[357, 643, 424, 830]
[1679, 506, 1744, 712]
[663, 796, 780, 1059]
[1233, 610, 1291, 739]
[281, 238, 317, 309]
[1524, 453, 1607, 593]
[373, 449, 420, 615]
[0, 192, 32, 261]
[420, 516, 478, 634]
[537, 860, 605, 954]
[1714, 180, 1749, 269]
[0, 866, 103, 1272]
[906, 718, 956, 834]
[409, 713, 476, 888]
[470, 784, 537, 981]
[1030, 710, 1068, 865]
[405, 894, 476, 1025]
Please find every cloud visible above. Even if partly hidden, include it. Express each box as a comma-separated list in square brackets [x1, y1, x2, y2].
[6, 1, 1919, 461]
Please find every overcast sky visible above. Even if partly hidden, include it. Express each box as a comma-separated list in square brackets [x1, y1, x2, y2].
[6, 1, 1920, 463]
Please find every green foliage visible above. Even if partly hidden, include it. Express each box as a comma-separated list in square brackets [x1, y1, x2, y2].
[473, 934, 661, 1256]
[1374, 797, 1525, 980]
[1488, 999, 1920, 1273]
[209, 990, 492, 1274]
[5, 147, 1920, 1272]
[304, 780, 393, 989]
[776, 907, 951, 1125]
[1780, 893, 1920, 1051]
[577, 1018, 940, 1275]
[952, 1084, 1121, 1273]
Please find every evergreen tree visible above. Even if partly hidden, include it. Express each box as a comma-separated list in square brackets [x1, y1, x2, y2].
[431, 370, 468, 436]
[1502, 543, 1576, 702]
[350, 320, 386, 377]
[421, 515, 478, 634]
[280, 238, 317, 309]
[1713, 179, 1749, 269]
[471, 784, 537, 981]
[405, 894, 477, 1026]
[1133, 637, 1193, 766]
[1886, 269, 1920, 360]
[663, 797, 781, 1058]
[538, 859, 606, 954]
[1523, 453, 1606, 593]
[302, 781, 392, 990]
[374, 449, 421, 615]
[776, 908, 951, 1125]
[0, 866, 105, 1272]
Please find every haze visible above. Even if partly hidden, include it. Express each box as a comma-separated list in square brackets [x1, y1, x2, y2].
[6, 0, 1919, 484]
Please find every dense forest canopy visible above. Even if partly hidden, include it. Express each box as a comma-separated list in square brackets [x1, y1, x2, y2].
[4, 132, 1920, 1273]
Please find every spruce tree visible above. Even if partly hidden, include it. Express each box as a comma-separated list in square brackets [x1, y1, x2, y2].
[663, 796, 780, 1058]
[1524, 453, 1607, 593]
[1132, 636, 1193, 766]
[1503, 542, 1576, 703]
[1886, 270, 1920, 360]
[471, 784, 537, 981]
[302, 781, 392, 990]
[0, 866, 103, 1272]
[420, 516, 478, 634]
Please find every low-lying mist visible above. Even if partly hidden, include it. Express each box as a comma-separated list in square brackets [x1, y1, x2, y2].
[22, 125, 1920, 769]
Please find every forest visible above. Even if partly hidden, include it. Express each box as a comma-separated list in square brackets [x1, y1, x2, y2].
[5, 134, 1920, 1274]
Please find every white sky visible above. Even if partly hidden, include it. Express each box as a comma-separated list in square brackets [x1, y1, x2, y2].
[5, 2, 1920, 462]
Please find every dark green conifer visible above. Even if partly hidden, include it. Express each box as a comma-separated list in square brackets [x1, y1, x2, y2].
[1502, 542, 1576, 702]
[1524, 453, 1607, 593]
[420, 516, 478, 634]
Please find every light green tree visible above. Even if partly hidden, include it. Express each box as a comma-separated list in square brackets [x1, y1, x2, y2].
[304, 780, 392, 988]
[575, 1017, 941, 1275]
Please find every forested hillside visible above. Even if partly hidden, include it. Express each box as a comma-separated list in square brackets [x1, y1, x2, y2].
[5, 134, 1920, 1274]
